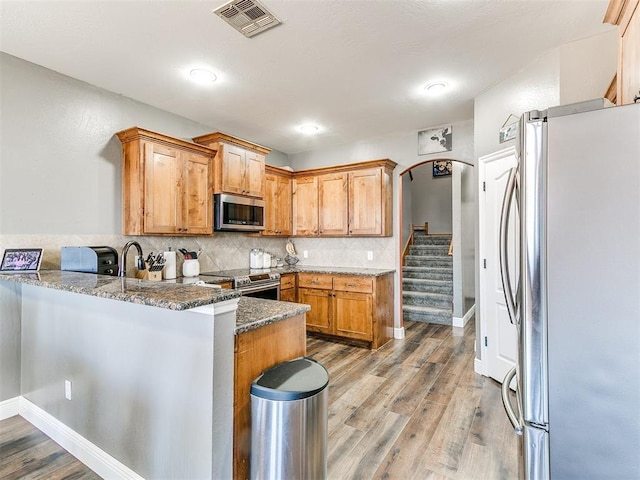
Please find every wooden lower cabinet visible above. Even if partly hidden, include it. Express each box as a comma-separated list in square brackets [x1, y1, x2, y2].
[298, 288, 332, 334]
[233, 315, 307, 480]
[279, 273, 296, 302]
[298, 272, 394, 349]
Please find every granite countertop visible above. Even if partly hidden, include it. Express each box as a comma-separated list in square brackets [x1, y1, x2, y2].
[0, 270, 240, 311]
[275, 265, 395, 276]
[235, 296, 310, 334]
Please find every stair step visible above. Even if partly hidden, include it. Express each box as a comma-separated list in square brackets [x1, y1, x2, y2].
[403, 305, 452, 325]
[402, 267, 453, 280]
[413, 235, 452, 246]
[403, 291, 452, 308]
[405, 255, 453, 268]
[409, 245, 450, 256]
[402, 278, 453, 294]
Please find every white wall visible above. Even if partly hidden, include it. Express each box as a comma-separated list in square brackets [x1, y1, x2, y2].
[410, 163, 452, 234]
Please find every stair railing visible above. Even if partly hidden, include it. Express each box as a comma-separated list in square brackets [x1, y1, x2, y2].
[448, 237, 453, 256]
[402, 224, 415, 266]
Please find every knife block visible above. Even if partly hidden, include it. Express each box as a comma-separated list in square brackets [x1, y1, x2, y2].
[135, 263, 164, 281]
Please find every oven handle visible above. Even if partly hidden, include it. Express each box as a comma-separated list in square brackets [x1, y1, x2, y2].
[238, 282, 281, 295]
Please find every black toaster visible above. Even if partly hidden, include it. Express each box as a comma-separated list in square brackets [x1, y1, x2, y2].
[61, 246, 119, 276]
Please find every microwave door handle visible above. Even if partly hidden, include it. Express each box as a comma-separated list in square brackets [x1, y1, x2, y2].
[502, 366, 523, 435]
[499, 167, 519, 325]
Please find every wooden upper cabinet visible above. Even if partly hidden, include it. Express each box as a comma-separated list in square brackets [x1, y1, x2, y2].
[349, 167, 383, 235]
[604, 0, 640, 105]
[318, 172, 349, 235]
[291, 159, 396, 237]
[245, 151, 266, 197]
[182, 150, 214, 235]
[263, 166, 292, 236]
[192, 132, 270, 198]
[117, 127, 215, 236]
[293, 175, 319, 236]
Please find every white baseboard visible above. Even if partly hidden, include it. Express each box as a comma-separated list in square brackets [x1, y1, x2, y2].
[453, 304, 476, 328]
[0, 396, 20, 420]
[19, 397, 144, 480]
[474, 357, 484, 376]
[394, 326, 405, 339]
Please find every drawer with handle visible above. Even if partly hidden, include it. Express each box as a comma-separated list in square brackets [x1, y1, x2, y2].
[280, 274, 296, 290]
[298, 273, 333, 290]
[333, 275, 373, 293]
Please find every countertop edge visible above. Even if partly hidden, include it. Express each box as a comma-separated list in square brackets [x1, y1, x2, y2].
[0, 271, 241, 311]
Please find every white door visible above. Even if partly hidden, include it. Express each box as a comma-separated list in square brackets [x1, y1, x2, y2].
[478, 147, 518, 383]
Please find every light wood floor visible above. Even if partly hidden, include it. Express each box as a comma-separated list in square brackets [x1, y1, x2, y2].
[306, 319, 520, 480]
[0, 414, 100, 480]
[0, 318, 519, 480]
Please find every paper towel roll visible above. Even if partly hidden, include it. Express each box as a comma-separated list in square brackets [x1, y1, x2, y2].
[163, 250, 177, 280]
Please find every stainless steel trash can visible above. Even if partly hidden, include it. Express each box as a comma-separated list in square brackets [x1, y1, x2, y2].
[250, 357, 329, 480]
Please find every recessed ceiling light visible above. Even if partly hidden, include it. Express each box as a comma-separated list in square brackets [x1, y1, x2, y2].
[424, 81, 448, 94]
[189, 68, 217, 84]
[299, 124, 319, 135]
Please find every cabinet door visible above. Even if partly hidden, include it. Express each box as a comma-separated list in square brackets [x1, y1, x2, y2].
[298, 288, 332, 334]
[275, 174, 292, 235]
[293, 176, 319, 236]
[280, 288, 296, 303]
[181, 150, 212, 235]
[349, 167, 382, 235]
[143, 142, 180, 234]
[244, 151, 265, 197]
[333, 291, 373, 341]
[264, 172, 292, 236]
[263, 172, 279, 235]
[221, 144, 245, 195]
[318, 172, 349, 235]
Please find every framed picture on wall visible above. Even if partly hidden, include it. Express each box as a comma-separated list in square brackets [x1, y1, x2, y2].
[0, 248, 43, 272]
[418, 125, 453, 155]
[433, 160, 452, 177]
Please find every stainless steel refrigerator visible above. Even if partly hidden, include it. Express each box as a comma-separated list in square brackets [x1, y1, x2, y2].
[499, 99, 640, 480]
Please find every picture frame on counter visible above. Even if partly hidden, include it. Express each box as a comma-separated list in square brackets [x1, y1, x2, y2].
[0, 248, 43, 272]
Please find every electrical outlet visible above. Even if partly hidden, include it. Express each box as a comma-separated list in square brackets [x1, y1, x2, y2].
[303, 251, 308, 258]
[367, 251, 373, 260]
[64, 380, 72, 400]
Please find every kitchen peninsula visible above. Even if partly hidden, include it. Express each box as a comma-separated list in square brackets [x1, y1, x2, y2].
[0, 271, 309, 480]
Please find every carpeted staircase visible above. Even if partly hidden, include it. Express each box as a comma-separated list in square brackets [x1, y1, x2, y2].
[403, 233, 453, 325]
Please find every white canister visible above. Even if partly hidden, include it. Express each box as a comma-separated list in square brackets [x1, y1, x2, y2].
[182, 259, 200, 277]
[250, 249, 263, 269]
[262, 251, 271, 269]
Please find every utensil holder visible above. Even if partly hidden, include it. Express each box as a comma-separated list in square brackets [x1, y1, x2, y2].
[136, 263, 164, 281]
[182, 259, 200, 277]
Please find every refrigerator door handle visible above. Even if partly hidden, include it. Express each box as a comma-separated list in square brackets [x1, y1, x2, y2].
[499, 167, 520, 325]
[502, 366, 523, 435]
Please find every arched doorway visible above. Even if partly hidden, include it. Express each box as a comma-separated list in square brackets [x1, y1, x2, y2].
[397, 158, 475, 333]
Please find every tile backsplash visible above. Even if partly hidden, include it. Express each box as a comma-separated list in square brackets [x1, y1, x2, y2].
[0, 234, 396, 274]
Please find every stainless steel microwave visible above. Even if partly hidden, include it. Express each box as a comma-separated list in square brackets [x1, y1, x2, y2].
[214, 194, 265, 232]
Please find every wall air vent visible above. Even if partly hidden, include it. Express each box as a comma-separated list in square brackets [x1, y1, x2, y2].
[214, 0, 282, 38]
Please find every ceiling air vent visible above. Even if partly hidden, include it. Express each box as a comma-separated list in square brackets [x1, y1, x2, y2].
[214, 0, 282, 38]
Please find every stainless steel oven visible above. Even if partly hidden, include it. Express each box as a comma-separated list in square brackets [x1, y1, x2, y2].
[199, 269, 280, 300]
[237, 279, 280, 300]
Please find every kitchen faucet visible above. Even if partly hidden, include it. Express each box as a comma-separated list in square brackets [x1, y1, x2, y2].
[118, 241, 145, 277]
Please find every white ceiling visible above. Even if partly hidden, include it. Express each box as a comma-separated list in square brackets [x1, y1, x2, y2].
[0, 0, 613, 154]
